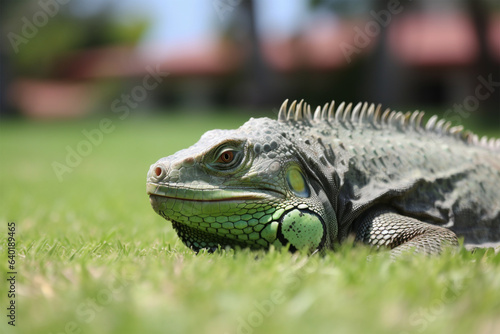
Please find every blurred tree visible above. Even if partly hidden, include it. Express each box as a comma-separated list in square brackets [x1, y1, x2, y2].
[309, 0, 373, 17]
[465, 0, 500, 121]
[1, 1, 149, 79]
[241, 0, 273, 106]
[0, 0, 150, 116]
[309, 0, 499, 122]
[227, 0, 273, 106]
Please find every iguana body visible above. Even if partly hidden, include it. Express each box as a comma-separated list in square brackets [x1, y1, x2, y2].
[147, 100, 500, 254]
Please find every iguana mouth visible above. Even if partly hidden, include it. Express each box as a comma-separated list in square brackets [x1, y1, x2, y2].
[147, 182, 284, 202]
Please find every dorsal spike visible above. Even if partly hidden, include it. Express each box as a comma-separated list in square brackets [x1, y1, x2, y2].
[278, 99, 288, 122]
[350, 102, 362, 122]
[442, 121, 451, 134]
[339, 103, 352, 123]
[321, 103, 328, 114]
[334, 102, 345, 121]
[313, 106, 321, 121]
[304, 104, 312, 120]
[394, 113, 402, 128]
[295, 100, 304, 121]
[358, 102, 369, 123]
[396, 112, 404, 128]
[434, 118, 446, 133]
[381, 108, 391, 124]
[321, 103, 328, 120]
[392, 112, 402, 127]
[287, 100, 297, 120]
[409, 111, 420, 129]
[449, 125, 464, 136]
[401, 112, 411, 128]
[415, 111, 425, 130]
[327, 100, 336, 121]
[295, 109, 303, 121]
[296, 99, 304, 113]
[335, 102, 345, 122]
[373, 104, 382, 123]
[425, 115, 438, 131]
[387, 111, 398, 125]
[334, 103, 342, 122]
[397, 111, 405, 123]
[366, 103, 375, 121]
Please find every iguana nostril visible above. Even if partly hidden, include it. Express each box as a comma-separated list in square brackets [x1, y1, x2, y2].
[153, 165, 166, 180]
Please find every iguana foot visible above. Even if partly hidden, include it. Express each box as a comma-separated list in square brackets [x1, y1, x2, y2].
[354, 207, 459, 255]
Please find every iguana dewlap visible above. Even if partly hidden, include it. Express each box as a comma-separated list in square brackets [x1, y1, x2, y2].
[147, 100, 500, 254]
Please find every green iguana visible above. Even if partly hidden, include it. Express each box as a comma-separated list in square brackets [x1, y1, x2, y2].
[147, 100, 500, 254]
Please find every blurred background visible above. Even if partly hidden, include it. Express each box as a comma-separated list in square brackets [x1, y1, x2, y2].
[0, 4, 499, 333]
[1, 0, 499, 122]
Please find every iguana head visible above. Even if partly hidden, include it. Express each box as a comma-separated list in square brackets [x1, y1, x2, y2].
[147, 115, 336, 252]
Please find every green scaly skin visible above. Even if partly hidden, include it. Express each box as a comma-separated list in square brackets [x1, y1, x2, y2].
[147, 100, 500, 254]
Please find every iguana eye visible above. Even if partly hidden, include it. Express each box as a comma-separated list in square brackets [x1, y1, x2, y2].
[216, 150, 234, 164]
[208, 140, 246, 171]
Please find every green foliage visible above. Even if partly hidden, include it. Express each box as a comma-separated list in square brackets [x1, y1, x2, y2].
[105, 20, 150, 45]
[1, 111, 499, 334]
[2, 2, 150, 78]
[11, 19, 87, 77]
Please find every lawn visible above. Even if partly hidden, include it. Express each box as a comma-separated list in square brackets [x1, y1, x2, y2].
[1, 108, 499, 334]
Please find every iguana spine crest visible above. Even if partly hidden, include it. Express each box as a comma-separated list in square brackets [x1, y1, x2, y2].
[278, 99, 500, 151]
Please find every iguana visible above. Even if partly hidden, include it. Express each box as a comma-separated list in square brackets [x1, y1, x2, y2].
[147, 100, 500, 254]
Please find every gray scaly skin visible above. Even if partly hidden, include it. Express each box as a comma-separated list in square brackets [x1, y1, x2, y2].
[147, 100, 500, 254]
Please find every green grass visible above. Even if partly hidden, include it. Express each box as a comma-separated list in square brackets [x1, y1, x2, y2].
[1, 109, 499, 334]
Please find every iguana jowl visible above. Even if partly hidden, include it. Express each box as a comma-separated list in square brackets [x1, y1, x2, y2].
[147, 100, 500, 254]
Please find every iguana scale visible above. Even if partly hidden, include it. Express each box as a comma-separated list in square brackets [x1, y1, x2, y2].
[147, 100, 500, 254]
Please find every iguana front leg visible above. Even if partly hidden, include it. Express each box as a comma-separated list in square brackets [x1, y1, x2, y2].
[354, 207, 459, 255]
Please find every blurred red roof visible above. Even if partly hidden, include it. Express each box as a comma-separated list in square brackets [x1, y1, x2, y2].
[56, 12, 500, 79]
